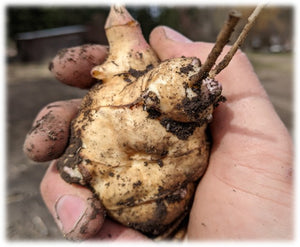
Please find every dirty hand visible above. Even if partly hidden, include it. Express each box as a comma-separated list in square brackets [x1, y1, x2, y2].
[24, 26, 293, 240]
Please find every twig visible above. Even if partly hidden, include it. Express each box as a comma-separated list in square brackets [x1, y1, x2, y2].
[209, 5, 265, 78]
[196, 10, 241, 81]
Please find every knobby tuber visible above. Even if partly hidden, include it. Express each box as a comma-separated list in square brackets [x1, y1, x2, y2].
[50, 5, 261, 239]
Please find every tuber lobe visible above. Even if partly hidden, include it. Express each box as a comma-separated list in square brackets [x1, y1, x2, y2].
[91, 6, 159, 82]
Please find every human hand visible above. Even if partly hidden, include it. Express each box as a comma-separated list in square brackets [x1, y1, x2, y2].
[149, 26, 293, 239]
[24, 26, 293, 241]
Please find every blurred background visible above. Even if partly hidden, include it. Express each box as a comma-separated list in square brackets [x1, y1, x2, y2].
[6, 5, 293, 240]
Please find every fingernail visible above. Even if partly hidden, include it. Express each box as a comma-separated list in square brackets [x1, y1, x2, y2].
[55, 195, 87, 235]
[162, 26, 192, 43]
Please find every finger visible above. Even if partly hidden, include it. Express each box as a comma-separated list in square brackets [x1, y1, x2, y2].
[93, 219, 149, 241]
[40, 161, 105, 240]
[24, 99, 81, 162]
[49, 44, 108, 89]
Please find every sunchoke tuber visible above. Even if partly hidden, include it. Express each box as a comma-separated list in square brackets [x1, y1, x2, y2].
[54, 5, 261, 239]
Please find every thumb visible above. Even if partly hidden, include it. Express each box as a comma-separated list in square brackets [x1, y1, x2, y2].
[40, 161, 105, 240]
[149, 26, 213, 63]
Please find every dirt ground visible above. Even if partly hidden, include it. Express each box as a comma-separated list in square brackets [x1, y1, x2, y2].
[6, 52, 293, 240]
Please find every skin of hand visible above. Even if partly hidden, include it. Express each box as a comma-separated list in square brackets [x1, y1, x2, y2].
[24, 26, 293, 241]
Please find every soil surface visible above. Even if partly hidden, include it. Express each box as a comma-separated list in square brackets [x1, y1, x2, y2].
[6, 52, 293, 240]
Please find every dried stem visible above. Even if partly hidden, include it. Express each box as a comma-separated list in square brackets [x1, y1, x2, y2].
[209, 5, 265, 78]
[197, 10, 241, 81]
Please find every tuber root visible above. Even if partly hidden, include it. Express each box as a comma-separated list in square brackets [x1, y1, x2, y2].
[56, 5, 261, 239]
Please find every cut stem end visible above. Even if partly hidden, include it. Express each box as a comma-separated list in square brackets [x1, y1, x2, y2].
[194, 5, 264, 86]
[209, 5, 265, 78]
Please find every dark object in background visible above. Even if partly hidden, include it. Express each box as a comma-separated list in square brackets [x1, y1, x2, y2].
[16, 25, 87, 62]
